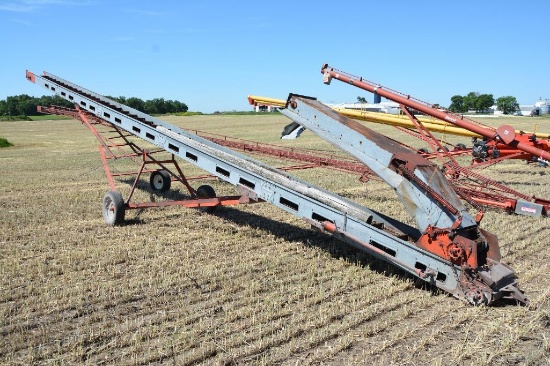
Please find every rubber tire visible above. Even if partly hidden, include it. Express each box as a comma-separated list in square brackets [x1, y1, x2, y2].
[150, 170, 171, 192]
[196, 184, 217, 214]
[454, 143, 467, 151]
[102, 191, 125, 225]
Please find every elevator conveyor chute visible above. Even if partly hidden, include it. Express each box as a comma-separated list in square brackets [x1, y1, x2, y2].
[26, 70, 526, 306]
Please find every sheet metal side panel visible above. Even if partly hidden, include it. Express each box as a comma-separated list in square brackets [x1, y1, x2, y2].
[42, 71, 168, 129]
[39, 72, 249, 161]
[35, 73, 385, 223]
[279, 102, 463, 231]
[296, 97, 473, 223]
[150, 132, 461, 296]
[35, 73, 392, 222]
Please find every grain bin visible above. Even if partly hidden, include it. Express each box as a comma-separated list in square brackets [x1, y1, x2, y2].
[535, 99, 550, 114]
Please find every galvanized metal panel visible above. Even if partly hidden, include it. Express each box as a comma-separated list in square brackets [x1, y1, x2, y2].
[279, 96, 476, 232]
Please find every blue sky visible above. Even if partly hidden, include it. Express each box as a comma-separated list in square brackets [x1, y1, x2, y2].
[1, 0, 548, 113]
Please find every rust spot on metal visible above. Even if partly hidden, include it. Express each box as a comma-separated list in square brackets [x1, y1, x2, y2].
[25, 70, 35, 83]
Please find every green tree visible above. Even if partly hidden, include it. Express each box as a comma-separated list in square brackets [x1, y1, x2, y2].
[5, 95, 23, 115]
[20, 98, 37, 116]
[51, 95, 73, 108]
[449, 95, 466, 113]
[475, 94, 494, 112]
[164, 99, 187, 113]
[463, 92, 479, 111]
[126, 97, 145, 111]
[357, 96, 367, 103]
[164, 99, 176, 113]
[1, 93, 188, 117]
[143, 99, 157, 114]
[152, 98, 167, 114]
[496, 96, 519, 115]
[171, 100, 188, 113]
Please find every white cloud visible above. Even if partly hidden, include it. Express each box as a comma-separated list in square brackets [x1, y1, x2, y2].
[0, 3, 33, 12]
[124, 8, 165, 16]
[0, 0, 97, 12]
[112, 36, 135, 42]
[143, 29, 167, 34]
[22, 0, 95, 5]
[10, 18, 33, 26]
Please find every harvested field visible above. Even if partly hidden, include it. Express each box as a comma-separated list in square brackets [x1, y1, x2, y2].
[1, 114, 549, 365]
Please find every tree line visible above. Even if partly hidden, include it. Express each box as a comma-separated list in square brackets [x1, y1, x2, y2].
[356, 92, 520, 115]
[0, 94, 73, 116]
[105, 96, 188, 115]
[0, 94, 188, 117]
[448, 92, 519, 115]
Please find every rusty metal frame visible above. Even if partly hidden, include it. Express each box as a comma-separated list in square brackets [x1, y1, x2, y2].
[28, 71, 528, 305]
[392, 105, 550, 215]
[278, 94, 527, 305]
[42, 104, 549, 217]
[322, 64, 550, 162]
[50, 105, 251, 213]
[320, 65, 550, 216]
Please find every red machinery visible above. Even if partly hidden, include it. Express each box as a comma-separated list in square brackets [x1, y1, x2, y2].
[320, 64, 550, 216]
[35, 105, 250, 221]
[320, 64, 550, 165]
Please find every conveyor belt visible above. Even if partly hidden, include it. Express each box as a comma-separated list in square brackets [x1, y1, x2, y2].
[26, 70, 527, 306]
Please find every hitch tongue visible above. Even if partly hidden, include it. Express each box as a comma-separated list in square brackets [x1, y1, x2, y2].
[477, 261, 528, 305]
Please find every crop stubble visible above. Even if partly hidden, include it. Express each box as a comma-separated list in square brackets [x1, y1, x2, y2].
[0, 115, 549, 365]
